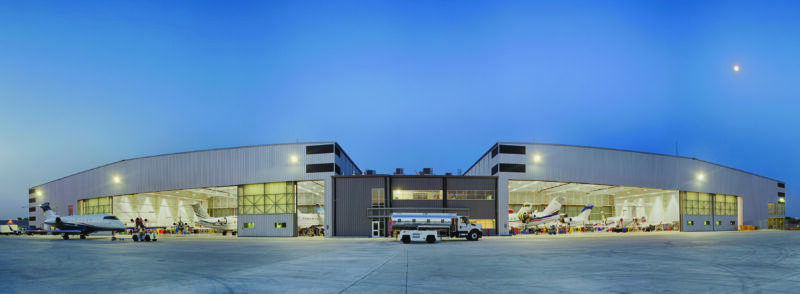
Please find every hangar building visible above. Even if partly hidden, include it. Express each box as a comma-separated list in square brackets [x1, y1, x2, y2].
[27, 142, 786, 237]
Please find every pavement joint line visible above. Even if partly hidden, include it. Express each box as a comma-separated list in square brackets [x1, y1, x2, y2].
[337, 246, 403, 294]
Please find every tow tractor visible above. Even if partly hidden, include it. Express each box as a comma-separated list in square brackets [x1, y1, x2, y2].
[131, 229, 158, 242]
[392, 213, 483, 243]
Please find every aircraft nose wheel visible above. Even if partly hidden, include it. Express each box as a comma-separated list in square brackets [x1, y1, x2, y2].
[80, 235, 86, 240]
[62, 234, 69, 240]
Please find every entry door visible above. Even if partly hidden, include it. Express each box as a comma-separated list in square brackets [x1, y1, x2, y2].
[371, 221, 380, 237]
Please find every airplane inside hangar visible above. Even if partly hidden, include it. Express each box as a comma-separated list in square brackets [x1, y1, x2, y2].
[76, 180, 326, 236]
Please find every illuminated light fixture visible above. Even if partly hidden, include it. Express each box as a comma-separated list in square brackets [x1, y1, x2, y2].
[113, 176, 121, 184]
[36, 190, 42, 196]
[533, 154, 542, 163]
[290, 155, 298, 163]
[779, 198, 785, 203]
[696, 173, 706, 181]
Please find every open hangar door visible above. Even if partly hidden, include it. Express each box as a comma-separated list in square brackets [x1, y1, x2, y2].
[508, 180, 680, 234]
[110, 186, 238, 235]
[297, 180, 325, 236]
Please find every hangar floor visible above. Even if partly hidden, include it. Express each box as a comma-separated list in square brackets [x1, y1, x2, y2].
[1, 231, 797, 293]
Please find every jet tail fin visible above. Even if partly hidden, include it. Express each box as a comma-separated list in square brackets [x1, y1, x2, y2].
[542, 196, 566, 215]
[191, 203, 211, 219]
[576, 205, 594, 221]
[40, 202, 57, 220]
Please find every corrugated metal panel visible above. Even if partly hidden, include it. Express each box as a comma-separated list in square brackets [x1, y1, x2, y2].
[447, 200, 495, 219]
[334, 177, 385, 237]
[238, 214, 295, 237]
[447, 178, 495, 190]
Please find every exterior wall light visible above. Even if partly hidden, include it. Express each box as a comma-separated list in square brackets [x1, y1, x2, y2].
[290, 155, 298, 163]
[36, 190, 42, 196]
[696, 173, 705, 181]
[113, 176, 121, 184]
[533, 154, 542, 163]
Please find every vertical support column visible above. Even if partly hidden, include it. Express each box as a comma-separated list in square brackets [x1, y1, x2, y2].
[497, 175, 510, 236]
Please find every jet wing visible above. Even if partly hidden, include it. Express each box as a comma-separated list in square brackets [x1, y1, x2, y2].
[27, 229, 83, 235]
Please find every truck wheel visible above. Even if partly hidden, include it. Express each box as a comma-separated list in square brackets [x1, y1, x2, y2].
[401, 235, 411, 244]
[426, 235, 436, 243]
[468, 230, 480, 241]
[133, 235, 139, 242]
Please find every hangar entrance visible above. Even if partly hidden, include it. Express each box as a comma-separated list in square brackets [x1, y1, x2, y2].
[508, 180, 680, 233]
[76, 186, 239, 235]
[297, 180, 325, 236]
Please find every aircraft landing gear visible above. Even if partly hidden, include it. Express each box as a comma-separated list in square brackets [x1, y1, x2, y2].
[62, 234, 70, 240]
[80, 234, 86, 240]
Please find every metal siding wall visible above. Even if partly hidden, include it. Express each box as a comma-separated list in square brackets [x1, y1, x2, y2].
[238, 214, 295, 237]
[447, 200, 495, 219]
[334, 177, 385, 237]
[447, 178, 496, 190]
[683, 215, 714, 232]
[30, 143, 340, 229]
[714, 215, 738, 231]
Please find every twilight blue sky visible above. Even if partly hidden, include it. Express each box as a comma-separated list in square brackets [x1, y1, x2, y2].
[1, 1, 798, 218]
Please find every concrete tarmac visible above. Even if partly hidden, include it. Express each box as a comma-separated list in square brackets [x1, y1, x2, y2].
[1, 231, 798, 293]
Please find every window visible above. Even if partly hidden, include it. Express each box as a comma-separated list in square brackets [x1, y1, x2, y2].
[306, 144, 334, 155]
[335, 164, 341, 175]
[698, 193, 712, 215]
[447, 190, 494, 200]
[716, 221, 722, 225]
[392, 190, 442, 200]
[28, 188, 36, 195]
[704, 221, 711, 225]
[687, 221, 694, 226]
[244, 223, 255, 228]
[238, 182, 296, 215]
[79, 197, 112, 215]
[471, 219, 495, 229]
[730, 221, 736, 225]
[103, 216, 119, 220]
[306, 163, 334, 173]
[29, 216, 36, 222]
[29, 198, 36, 203]
[334, 144, 341, 157]
[499, 163, 526, 173]
[29, 207, 35, 212]
[769, 203, 786, 215]
[714, 194, 737, 216]
[491, 146, 499, 158]
[778, 192, 785, 197]
[778, 182, 785, 188]
[275, 222, 286, 228]
[684, 192, 699, 215]
[371, 188, 385, 207]
[491, 164, 499, 175]
[498, 144, 526, 155]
